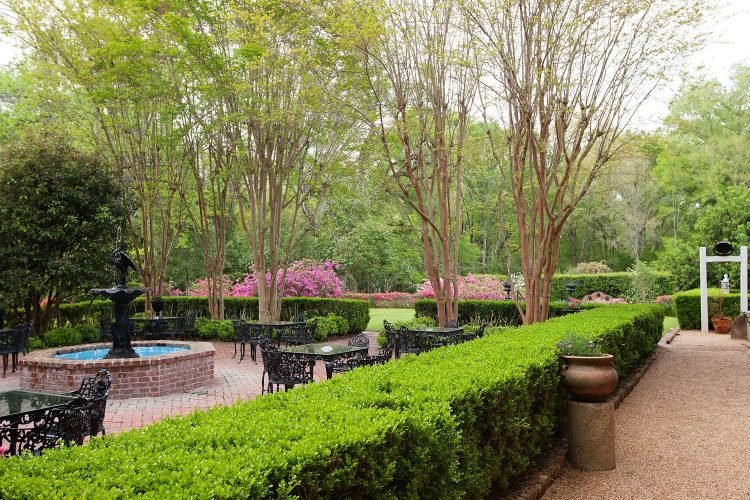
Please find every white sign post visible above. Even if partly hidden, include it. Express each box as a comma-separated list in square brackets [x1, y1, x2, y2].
[699, 246, 748, 333]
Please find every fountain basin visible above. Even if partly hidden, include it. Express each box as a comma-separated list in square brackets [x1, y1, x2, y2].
[20, 341, 215, 399]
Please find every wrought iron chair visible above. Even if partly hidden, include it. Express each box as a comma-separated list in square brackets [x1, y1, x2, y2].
[395, 327, 432, 358]
[343, 341, 394, 370]
[0, 323, 30, 378]
[329, 334, 370, 375]
[232, 319, 249, 360]
[99, 316, 113, 342]
[0, 398, 94, 456]
[182, 310, 198, 339]
[64, 368, 112, 437]
[260, 349, 315, 394]
[144, 317, 184, 341]
[280, 322, 315, 346]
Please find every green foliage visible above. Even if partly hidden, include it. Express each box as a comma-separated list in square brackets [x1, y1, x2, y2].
[43, 327, 82, 348]
[624, 261, 663, 303]
[27, 336, 45, 351]
[194, 318, 234, 342]
[673, 289, 742, 330]
[51, 297, 370, 335]
[549, 272, 674, 301]
[556, 332, 603, 356]
[0, 305, 663, 498]
[309, 314, 349, 340]
[415, 299, 570, 326]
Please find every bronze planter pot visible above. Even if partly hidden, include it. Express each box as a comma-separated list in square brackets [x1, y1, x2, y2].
[561, 354, 618, 402]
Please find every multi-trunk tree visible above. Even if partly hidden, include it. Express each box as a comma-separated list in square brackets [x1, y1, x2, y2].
[349, 0, 477, 325]
[463, 0, 706, 322]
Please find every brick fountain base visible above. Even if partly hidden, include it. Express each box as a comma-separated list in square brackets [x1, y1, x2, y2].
[19, 341, 215, 399]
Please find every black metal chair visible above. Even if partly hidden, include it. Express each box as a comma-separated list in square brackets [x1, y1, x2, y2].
[347, 343, 395, 369]
[64, 368, 112, 437]
[232, 319, 249, 360]
[99, 316, 113, 342]
[0, 398, 94, 456]
[395, 327, 432, 358]
[260, 349, 315, 394]
[0, 324, 30, 378]
[329, 334, 370, 375]
[280, 322, 315, 346]
[182, 311, 198, 339]
[144, 317, 184, 341]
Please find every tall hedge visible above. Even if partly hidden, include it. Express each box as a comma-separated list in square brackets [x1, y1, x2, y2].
[673, 288, 742, 330]
[415, 299, 571, 325]
[41, 296, 369, 335]
[548, 272, 674, 300]
[0, 305, 663, 498]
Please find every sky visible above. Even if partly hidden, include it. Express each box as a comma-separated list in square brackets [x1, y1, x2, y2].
[0, 0, 749, 131]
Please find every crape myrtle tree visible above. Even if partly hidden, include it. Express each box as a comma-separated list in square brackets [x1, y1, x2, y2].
[345, 0, 478, 326]
[4, 0, 189, 306]
[462, 0, 707, 323]
[0, 131, 122, 333]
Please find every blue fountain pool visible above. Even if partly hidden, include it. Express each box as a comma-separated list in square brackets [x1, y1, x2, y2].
[56, 345, 190, 360]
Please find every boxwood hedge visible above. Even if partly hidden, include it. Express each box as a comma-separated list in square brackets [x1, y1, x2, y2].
[0, 305, 663, 499]
[414, 299, 598, 326]
[673, 288, 742, 330]
[18, 296, 370, 335]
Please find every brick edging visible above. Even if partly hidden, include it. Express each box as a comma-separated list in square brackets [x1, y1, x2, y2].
[514, 351, 659, 500]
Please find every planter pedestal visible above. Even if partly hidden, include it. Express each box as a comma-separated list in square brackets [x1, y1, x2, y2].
[567, 400, 615, 471]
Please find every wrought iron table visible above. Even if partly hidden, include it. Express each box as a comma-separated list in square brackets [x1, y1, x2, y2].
[280, 343, 369, 379]
[0, 390, 76, 454]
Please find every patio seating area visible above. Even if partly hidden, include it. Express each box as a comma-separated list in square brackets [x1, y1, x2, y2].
[0, 332, 381, 435]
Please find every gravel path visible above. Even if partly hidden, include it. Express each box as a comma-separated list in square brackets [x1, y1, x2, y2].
[544, 330, 750, 500]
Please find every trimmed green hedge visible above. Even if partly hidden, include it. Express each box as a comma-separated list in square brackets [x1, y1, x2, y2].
[549, 272, 674, 300]
[44, 296, 369, 335]
[413, 299, 594, 326]
[673, 288, 742, 330]
[0, 305, 663, 498]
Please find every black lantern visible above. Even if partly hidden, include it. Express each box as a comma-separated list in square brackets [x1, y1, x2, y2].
[502, 280, 513, 300]
[713, 241, 734, 256]
[565, 281, 578, 299]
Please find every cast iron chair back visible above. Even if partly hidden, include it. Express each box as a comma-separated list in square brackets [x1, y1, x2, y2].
[260, 349, 314, 394]
[65, 368, 112, 437]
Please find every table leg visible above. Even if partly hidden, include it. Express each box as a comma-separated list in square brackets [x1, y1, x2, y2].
[325, 361, 333, 380]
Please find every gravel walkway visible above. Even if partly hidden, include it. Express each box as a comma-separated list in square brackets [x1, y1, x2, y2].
[544, 330, 750, 500]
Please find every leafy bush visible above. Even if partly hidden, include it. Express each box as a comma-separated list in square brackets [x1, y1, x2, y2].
[194, 318, 234, 341]
[550, 271, 674, 301]
[43, 327, 82, 347]
[52, 297, 370, 335]
[566, 261, 613, 274]
[76, 324, 100, 344]
[310, 314, 349, 340]
[342, 292, 418, 308]
[0, 305, 663, 498]
[28, 336, 45, 351]
[673, 288, 742, 330]
[417, 274, 510, 300]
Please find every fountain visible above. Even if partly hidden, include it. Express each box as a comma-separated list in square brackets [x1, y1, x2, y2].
[18, 234, 216, 399]
[91, 240, 146, 358]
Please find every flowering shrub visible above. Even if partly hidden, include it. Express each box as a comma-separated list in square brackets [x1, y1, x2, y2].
[416, 274, 509, 301]
[556, 332, 603, 356]
[187, 261, 343, 299]
[655, 294, 675, 316]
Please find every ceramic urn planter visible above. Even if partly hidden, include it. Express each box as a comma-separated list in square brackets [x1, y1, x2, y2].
[561, 354, 618, 402]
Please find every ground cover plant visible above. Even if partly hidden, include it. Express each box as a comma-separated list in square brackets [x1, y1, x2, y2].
[0, 305, 663, 498]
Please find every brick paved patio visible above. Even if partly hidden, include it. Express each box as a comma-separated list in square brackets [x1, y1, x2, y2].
[0, 332, 379, 434]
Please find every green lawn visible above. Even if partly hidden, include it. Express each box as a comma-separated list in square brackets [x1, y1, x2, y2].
[367, 308, 415, 330]
[663, 316, 678, 332]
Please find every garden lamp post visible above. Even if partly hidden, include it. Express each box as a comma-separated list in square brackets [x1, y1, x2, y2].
[503, 280, 513, 300]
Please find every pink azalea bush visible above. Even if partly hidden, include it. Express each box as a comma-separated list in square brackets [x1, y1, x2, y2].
[416, 274, 509, 300]
[186, 261, 343, 298]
